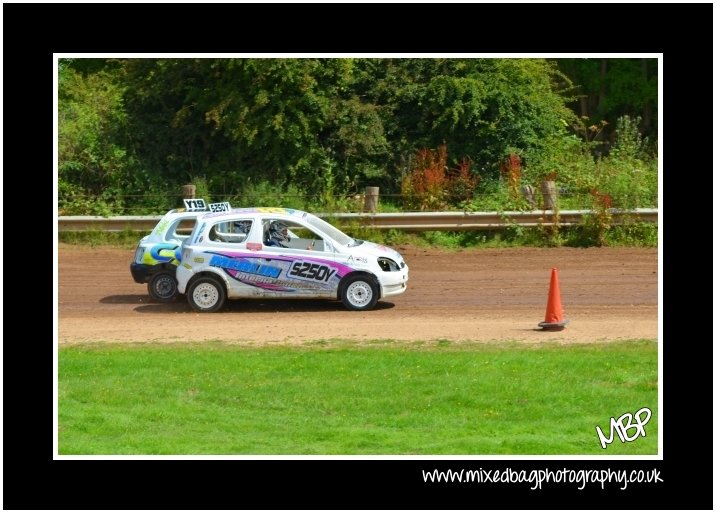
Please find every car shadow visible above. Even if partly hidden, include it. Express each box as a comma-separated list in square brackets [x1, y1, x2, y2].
[100, 294, 155, 304]
[100, 294, 191, 312]
[131, 298, 396, 314]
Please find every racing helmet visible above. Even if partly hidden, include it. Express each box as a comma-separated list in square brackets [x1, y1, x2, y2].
[268, 221, 290, 245]
[233, 220, 251, 234]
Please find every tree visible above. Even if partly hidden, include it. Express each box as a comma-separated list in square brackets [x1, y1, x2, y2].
[58, 62, 133, 213]
[59, 57, 584, 209]
[121, 58, 392, 196]
[555, 58, 658, 145]
[357, 58, 577, 182]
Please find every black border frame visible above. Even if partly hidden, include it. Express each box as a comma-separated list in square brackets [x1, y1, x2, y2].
[4, 2, 711, 510]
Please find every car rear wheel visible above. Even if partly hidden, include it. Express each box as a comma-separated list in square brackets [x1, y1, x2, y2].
[340, 275, 379, 311]
[148, 271, 178, 302]
[187, 276, 226, 312]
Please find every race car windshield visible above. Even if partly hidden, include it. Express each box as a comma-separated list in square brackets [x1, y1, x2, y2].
[305, 214, 354, 247]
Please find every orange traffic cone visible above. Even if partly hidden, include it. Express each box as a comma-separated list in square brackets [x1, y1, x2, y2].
[538, 267, 568, 331]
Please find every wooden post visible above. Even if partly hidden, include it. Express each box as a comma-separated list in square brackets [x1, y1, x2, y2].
[521, 185, 536, 209]
[540, 181, 557, 210]
[364, 186, 379, 212]
[182, 184, 196, 200]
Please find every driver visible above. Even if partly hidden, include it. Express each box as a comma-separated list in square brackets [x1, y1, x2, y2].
[233, 220, 251, 234]
[265, 221, 290, 248]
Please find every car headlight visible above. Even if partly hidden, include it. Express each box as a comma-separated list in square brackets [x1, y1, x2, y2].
[377, 257, 400, 272]
[134, 246, 145, 263]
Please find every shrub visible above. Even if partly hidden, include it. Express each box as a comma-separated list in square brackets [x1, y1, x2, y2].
[401, 145, 479, 211]
[401, 145, 450, 211]
[226, 180, 310, 211]
[499, 153, 522, 198]
[448, 157, 479, 204]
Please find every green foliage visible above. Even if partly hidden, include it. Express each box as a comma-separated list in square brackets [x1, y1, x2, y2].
[522, 115, 657, 209]
[418, 231, 522, 249]
[122, 184, 177, 215]
[369, 58, 577, 181]
[61, 57, 581, 203]
[598, 159, 657, 210]
[582, 208, 611, 247]
[523, 133, 590, 186]
[461, 176, 532, 212]
[190, 176, 212, 205]
[226, 180, 311, 211]
[58, 65, 135, 213]
[57, 58, 658, 247]
[58, 181, 116, 216]
[560, 223, 658, 248]
[606, 222, 658, 247]
[555, 58, 658, 143]
[611, 115, 651, 161]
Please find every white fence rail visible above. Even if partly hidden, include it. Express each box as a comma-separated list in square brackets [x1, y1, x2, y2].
[58, 209, 658, 232]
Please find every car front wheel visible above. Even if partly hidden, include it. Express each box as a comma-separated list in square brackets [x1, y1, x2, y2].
[340, 275, 379, 311]
[148, 271, 178, 302]
[187, 276, 226, 312]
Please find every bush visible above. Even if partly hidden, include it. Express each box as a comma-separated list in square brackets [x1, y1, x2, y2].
[401, 145, 479, 211]
[225, 180, 311, 211]
[401, 146, 450, 211]
[461, 176, 532, 212]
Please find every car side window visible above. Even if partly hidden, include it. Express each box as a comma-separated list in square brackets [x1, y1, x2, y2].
[263, 219, 326, 252]
[210, 219, 253, 243]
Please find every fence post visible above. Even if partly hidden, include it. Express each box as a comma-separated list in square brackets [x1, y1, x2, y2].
[182, 184, 196, 200]
[540, 181, 558, 210]
[521, 185, 536, 209]
[364, 186, 379, 212]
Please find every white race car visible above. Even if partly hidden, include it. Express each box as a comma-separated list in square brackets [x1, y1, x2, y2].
[176, 207, 409, 312]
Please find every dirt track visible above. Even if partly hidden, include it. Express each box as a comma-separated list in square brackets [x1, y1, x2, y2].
[58, 244, 658, 345]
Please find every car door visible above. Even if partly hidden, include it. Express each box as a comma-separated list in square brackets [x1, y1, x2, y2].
[257, 216, 344, 298]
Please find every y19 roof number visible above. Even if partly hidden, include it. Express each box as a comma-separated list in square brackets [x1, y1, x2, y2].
[183, 198, 207, 211]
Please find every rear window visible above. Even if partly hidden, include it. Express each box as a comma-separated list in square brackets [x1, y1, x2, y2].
[174, 218, 198, 237]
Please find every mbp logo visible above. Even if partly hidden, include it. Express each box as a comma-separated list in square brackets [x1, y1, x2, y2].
[596, 407, 652, 449]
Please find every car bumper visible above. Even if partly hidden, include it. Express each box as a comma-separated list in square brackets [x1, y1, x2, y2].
[379, 267, 409, 298]
[130, 263, 153, 284]
[130, 263, 176, 284]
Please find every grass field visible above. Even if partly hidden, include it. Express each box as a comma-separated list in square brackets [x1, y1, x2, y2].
[58, 339, 658, 456]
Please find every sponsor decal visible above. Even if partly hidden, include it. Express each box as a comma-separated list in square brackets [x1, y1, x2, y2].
[209, 255, 281, 279]
[193, 223, 206, 244]
[144, 243, 181, 265]
[289, 261, 337, 283]
[204, 252, 354, 293]
[247, 242, 262, 251]
[347, 254, 368, 265]
[256, 207, 296, 215]
[153, 218, 171, 235]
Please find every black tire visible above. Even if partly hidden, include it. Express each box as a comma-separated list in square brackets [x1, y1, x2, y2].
[187, 276, 226, 313]
[148, 271, 178, 302]
[340, 275, 379, 311]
